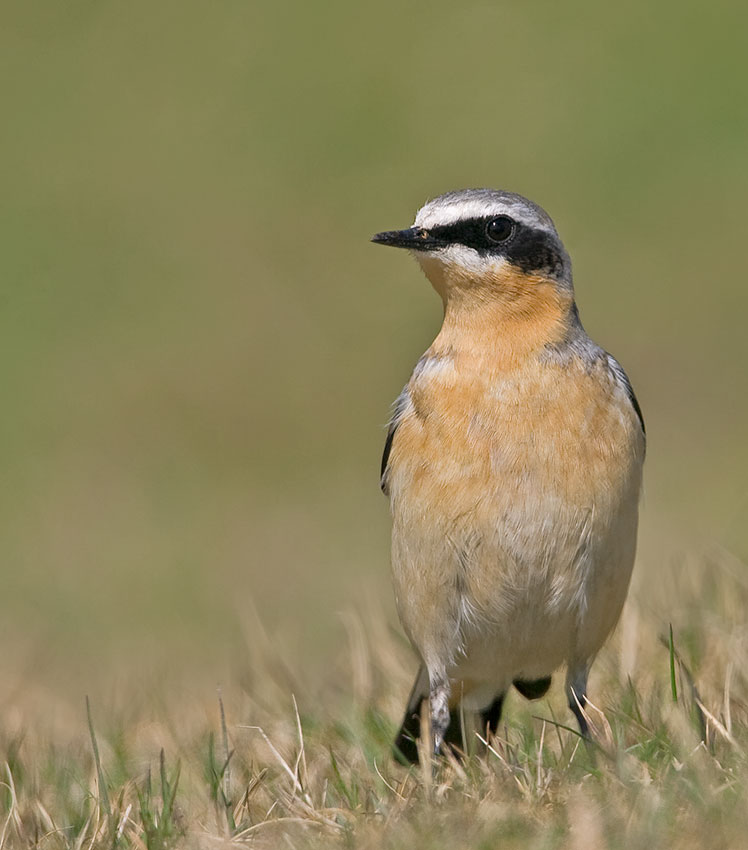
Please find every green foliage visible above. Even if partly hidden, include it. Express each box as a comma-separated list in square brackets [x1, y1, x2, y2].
[136, 751, 182, 850]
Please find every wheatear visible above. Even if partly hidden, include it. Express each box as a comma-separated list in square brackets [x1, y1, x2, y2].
[372, 189, 645, 762]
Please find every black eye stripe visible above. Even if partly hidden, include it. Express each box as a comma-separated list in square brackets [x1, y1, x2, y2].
[425, 216, 565, 278]
[427, 216, 499, 250]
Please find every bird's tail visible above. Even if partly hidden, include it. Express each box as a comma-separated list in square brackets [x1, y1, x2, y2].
[393, 666, 429, 764]
[393, 666, 469, 763]
[394, 671, 550, 763]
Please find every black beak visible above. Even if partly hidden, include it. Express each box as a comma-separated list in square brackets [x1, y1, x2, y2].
[371, 227, 436, 251]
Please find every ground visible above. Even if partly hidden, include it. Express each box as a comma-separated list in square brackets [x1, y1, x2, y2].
[2, 550, 746, 850]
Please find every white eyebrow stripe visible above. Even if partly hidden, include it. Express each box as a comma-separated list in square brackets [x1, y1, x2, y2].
[414, 199, 555, 234]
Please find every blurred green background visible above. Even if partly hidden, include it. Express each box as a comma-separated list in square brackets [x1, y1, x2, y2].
[1, 1, 746, 684]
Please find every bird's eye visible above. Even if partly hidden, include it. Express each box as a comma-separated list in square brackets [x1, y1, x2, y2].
[486, 216, 514, 244]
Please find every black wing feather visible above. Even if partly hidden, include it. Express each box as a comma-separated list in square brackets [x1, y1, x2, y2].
[607, 354, 645, 437]
[381, 389, 409, 494]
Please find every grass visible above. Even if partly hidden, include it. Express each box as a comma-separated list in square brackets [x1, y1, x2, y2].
[0, 3, 746, 847]
[1, 551, 747, 849]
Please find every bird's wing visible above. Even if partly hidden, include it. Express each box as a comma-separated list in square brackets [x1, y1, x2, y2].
[380, 388, 410, 494]
[606, 353, 645, 438]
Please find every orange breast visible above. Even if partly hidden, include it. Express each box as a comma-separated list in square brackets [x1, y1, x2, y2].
[390, 352, 641, 518]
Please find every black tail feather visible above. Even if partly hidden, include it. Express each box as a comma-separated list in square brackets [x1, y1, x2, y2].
[393, 695, 425, 764]
[513, 676, 552, 700]
[393, 666, 429, 764]
[479, 693, 505, 737]
[394, 666, 517, 763]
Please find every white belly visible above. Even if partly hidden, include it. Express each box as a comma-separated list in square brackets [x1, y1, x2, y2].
[392, 478, 639, 697]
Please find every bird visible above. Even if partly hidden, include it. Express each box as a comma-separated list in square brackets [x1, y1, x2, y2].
[371, 189, 645, 763]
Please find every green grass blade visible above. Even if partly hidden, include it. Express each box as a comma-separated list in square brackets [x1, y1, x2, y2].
[668, 624, 678, 702]
[85, 696, 111, 818]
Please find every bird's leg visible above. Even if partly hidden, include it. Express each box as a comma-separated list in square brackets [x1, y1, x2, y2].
[565, 667, 590, 738]
[428, 673, 451, 755]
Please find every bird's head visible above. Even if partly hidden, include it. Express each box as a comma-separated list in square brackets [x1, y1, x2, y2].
[372, 189, 574, 322]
